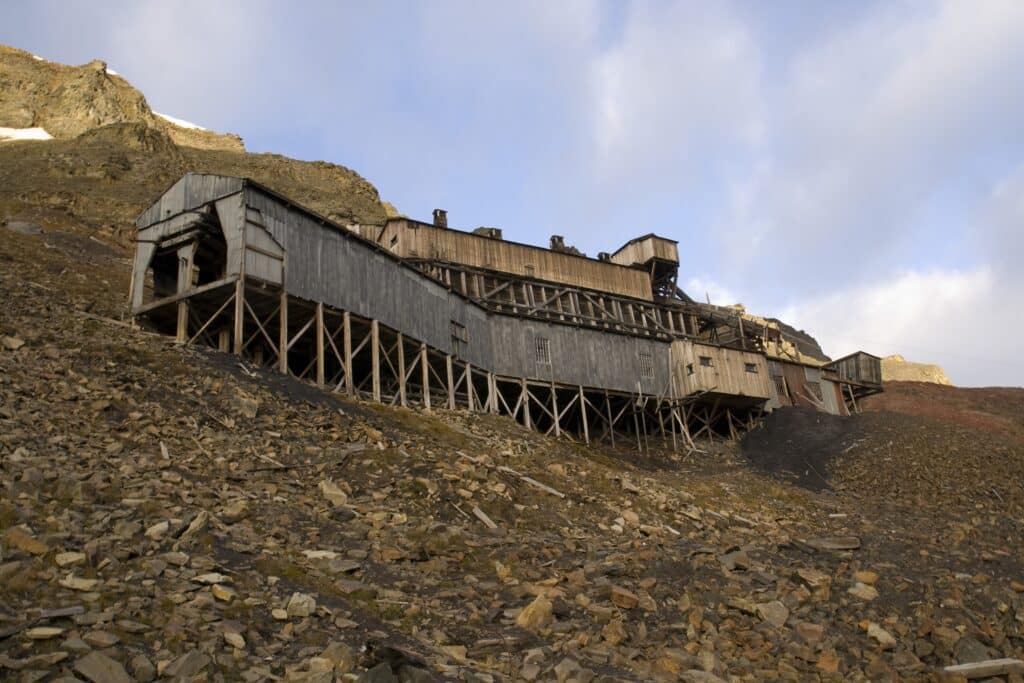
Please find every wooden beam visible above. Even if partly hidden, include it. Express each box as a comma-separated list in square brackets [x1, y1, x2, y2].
[279, 290, 289, 374]
[315, 302, 325, 384]
[446, 355, 455, 409]
[397, 333, 407, 407]
[466, 363, 475, 411]
[343, 311, 354, 396]
[420, 345, 430, 411]
[551, 384, 560, 437]
[232, 279, 244, 355]
[371, 319, 381, 402]
[579, 386, 589, 445]
[521, 379, 531, 430]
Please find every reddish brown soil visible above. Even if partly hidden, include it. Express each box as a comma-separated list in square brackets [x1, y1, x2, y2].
[860, 381, 1024, 444]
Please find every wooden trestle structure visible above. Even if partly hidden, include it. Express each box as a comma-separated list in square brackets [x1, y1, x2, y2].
[131, 174, 878, 455]
[136, 275, 761, 453]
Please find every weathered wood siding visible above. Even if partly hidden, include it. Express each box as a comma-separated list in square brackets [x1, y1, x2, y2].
[488, 318, 669, 394]
[671, 341, 772, 399]
[136, 174, 244, 229]
[610, 236, 679, 267]
[378, 219, 653, 301]
[828, 352, 882, 386]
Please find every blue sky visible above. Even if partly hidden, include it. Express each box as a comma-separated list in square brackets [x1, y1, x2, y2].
[4, 0, 1024, 386]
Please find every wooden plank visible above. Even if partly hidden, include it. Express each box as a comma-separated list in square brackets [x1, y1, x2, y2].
[942, 659, 1024, 679]
[315, 302, 325, 384]
[472, 505, 498, 529]
[397, 333, 407, 407]
[279, 290, 289, 373]
[421, 345, 430, 411]
[233, 278, 244, 355]
[371, 319, 381, 402]
[446, 355, 455, 409]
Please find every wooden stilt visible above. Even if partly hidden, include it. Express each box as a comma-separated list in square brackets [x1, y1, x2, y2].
[551, 385, 560, 437]
[371, 319, 381, 402]
[605, 391, 615, 447]
[579, 386, 589, 445]
[315, 302, 325, 384]
[343, 312, 354, 396]
[521, 379, 531, 430]
[466, 363, 474, 411]
[279, 290, 289, 374]
[446, 355, 455, 409]
[396, 333, 407, 407]
[232, 279, 244, 355]
[218, 329, 230, 352]
[421, 345, 430, 411]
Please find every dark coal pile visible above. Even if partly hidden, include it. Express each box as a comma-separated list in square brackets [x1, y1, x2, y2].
[741, 406, 863, 490]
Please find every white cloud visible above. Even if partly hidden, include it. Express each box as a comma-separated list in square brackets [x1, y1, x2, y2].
[589, 3, 760, 187]
[778, 265, 1023, 388]
[721, 0, 1024, 287]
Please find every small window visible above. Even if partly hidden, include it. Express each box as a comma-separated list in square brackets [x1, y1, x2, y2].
[699, 356, 713, 368]
[535, 337, 551, 364]
[686, 363, 694, 376]
[450, 320, 468, 343]
[639, 353, 654, 378]
[390, 235, 399, 247]
[744, 363, 758, 374]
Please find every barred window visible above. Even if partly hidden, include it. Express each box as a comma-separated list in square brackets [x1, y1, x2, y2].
[639, 353, 654, 378]
[744, 363, 758, 373]
[535, 337, 551, 364]
[699, 356, 713, 367]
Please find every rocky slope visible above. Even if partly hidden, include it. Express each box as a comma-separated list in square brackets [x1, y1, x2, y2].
[881, 355, 953, 386]
[2, 216, 1024, 681]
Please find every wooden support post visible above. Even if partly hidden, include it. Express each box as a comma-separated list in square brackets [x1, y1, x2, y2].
[232, 279, 244, 355]
[521, 379, 531, 430]
[176, 301, 188, 344]
[314, 302, 324, 384]
[371, 319, 381, 402]
[551, 385, 560, 437]
[446, 355, 455, 409]
[279, 290, 289, 374]
[487, 373, 496, 414]
[605, 391, 615, 447]
[343, 312, 354, 396]
[579, 386, 589, 445]
[466, 363, 474, 411]
[396, 333, 407, 407]
[218, 328, 230, 352]
[420, 345, 430, 411]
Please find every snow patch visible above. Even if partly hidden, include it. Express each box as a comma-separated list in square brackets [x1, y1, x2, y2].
[0, 127, 54, 142]
[155, 112, 207, 131]
[32, 54, 44, 61]
[106, 67, 119, 76]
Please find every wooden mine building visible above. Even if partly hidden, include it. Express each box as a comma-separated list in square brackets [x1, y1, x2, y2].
[130, 173, 882, 450]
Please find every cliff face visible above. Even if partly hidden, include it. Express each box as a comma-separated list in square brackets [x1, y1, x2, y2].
[0, 44, 389, 244]
[881, 354, 952, 385]
[0, 45, 243, 152]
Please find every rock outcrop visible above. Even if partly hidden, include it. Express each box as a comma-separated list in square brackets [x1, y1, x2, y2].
[881, 354, 952, 385]
[0, 45, 242, 152]
[0, 43, 390, 241]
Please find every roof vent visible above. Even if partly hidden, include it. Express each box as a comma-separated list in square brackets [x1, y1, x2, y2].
[432, 208, 448, 228]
